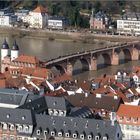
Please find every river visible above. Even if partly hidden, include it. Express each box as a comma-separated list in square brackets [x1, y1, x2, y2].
[0, 35, 140, 80]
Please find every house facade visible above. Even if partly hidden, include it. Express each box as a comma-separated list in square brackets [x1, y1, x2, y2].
[24, 5, 48, 28]
[117, 12, 140, 35]
[117, 104, 140, 140]
[48, 17, 68, 30]
[0, 14, 17, 27]
[90, 11, 110, 30]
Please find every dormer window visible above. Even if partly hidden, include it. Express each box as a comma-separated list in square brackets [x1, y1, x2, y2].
[37, 129, 41, 135]
[59, 111, 64, 116]
[74, 122, 77, 127]
[51, 130, 56, 136]
[6, 114, 10, 119]
[126, 117, 131, 122]
[85, 121, 88, 128]
[54, 110, 59, 116]
[10, 124, 14, 131]
[103, 134, 108, 140]
[22, 116, 25, 120]
[133, 117, 138, 123]
[88, 134, 93, 140]
[119, 116, 124, 121]
[52, 120, 55, 125]
[65, 131, 71, 138]
[63, 121, 66, 126]
[95, 133, 101, 140]
[73, 132, 78, 139]
[44, 128, 49, 136]
[103, 136, 108, 140]
[49, 109, 54, 115]
[25, 126, 29, 133]
[18, 125, 23, 132]
[3, 123, 7, 130]
[95, 135, 100, 140]
[80, 132, 86, 140]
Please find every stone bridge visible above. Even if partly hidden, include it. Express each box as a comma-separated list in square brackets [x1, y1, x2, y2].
[44, 41, 140, 76]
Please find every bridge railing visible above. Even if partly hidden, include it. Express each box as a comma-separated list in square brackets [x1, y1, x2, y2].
[45, 41, 139, 65]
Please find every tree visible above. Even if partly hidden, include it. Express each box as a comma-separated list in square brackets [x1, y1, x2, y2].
[93, 1, 102, 13]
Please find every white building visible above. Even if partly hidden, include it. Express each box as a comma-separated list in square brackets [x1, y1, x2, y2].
[117, 104, 140, 140]
[15, 10, 29, 21]
[48, 17, 68, 29]
[24, 6, 48, 28]
[0, 14, 17, 27]
[117, 13, 140, 35]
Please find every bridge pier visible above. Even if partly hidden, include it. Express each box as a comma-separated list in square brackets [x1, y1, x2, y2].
[111, 52, 119, 65]
[66, 62, 73, 76]
[131, 47, 139, 61]
[89, 57, 97, 71]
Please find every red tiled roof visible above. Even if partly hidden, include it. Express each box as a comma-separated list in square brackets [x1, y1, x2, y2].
[117, 104, 140, 118]
[10, 67, 50, 79]
[13, 55, 40, 64]
[33, 5, 48, 13]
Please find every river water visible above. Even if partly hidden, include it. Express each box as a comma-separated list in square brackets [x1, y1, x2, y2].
[0, 35, 140, 80]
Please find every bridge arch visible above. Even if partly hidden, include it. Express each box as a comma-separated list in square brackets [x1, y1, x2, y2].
[72, 58, 89, 75]
[117, 49, 132, 64]
[122, 49, 132, 61]
[51, 65, 66, 75]
[97, 53, 111, 69]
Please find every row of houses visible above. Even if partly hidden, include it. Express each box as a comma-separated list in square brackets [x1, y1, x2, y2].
[2, 40, 140, 139]
[0, 6, 68, 29]
[90, 10, 140, 36]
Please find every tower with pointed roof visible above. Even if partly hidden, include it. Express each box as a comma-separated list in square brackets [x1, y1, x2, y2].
[11, 40, 19, 61]
[1, 39, 9, 61]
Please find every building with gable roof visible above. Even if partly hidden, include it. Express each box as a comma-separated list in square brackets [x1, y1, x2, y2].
[117, 104, 140, 140]
[24, 5, 48, 28]
[0, 88, 122, 140]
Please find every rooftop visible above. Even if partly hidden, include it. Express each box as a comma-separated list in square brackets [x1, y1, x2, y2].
[33, 5, 48, 13]
[13, 55, 40, 64]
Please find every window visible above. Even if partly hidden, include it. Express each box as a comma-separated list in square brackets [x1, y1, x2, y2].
[58, 132, 63, 137]
[119, 116, 124, 121]
[103, 136, 108, 140]
[133, 117, 138, 123]
[37, 130, 40, 135]
[80, 134, 85, 140]
[25, 126, 29, 133]
[10, 124, 14, 131]
[18, 125, 23, 132]
[51, 131, 55, 136]
[95, 136, 100, 140]
[3, 123, 7, 130]
[88, 135, 93, 140]
[10, 136, 15, 140]
[126, 117, 131, 122]
[65, 132, 70, 138]
[73, 133, 77, 139]
[126, 125, 129, 130]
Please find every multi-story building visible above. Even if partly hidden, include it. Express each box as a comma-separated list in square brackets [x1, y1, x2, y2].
[90, 11, 110, 30]
[48, 17, 68, 30]
[117, 12, 140, 35]
[1, 40, 53, 81]
[15, 9, 29, 22]
[0, 89, 122, 140]
[117, 104, 140, 140]
[0, 14, 17, 27]
[24, 5, 48, 28]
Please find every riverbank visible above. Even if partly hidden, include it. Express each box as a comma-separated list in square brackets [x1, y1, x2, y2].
[0, 27, 139, 43]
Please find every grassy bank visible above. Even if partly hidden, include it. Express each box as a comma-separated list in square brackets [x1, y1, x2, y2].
[0, 27, 79, 42]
